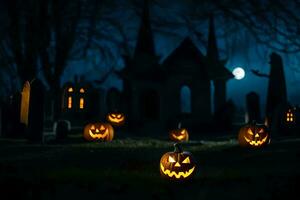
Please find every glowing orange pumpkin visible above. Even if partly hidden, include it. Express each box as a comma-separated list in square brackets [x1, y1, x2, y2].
[83, 122, 114, 141]
[238, 122, 270, 148]
[160, 143, 196, 181]
[106, 112, 125, 126]
[169, 123, 189, 142]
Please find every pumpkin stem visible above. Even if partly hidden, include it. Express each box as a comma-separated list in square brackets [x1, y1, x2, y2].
[178, 122, 182, 129]
[174, 143, 183, 153]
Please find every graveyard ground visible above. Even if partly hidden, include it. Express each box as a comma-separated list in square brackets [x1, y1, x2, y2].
[0, 133, 299, 200]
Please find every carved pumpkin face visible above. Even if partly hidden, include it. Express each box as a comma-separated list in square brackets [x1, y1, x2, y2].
[83, 122, 114, 141]
[160, 144, 196, 181]
[169, 128, 189, 142]
[107, 112, 125, 126]
[238, 122, 270, 148]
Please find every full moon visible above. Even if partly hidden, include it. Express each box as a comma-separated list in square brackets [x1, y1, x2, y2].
[232, 67, 245, 80]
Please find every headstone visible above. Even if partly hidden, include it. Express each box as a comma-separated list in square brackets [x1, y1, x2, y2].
[246, 92, 261, 123]
[213, 99, 236, 131]
[265, 52, 287, 136]
[20, 81, 30, 126]
[54, 120, 71, 140]
[27, 79, 45, 142]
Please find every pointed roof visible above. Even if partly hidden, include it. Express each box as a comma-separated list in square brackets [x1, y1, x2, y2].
[206, 15, 233, 80]
[163, 37, 205, 67]
[207, 15, 219, 62]
[116, 0, 162, 81]
[134, 0, 155, 57]
[162, 32, 233, 80]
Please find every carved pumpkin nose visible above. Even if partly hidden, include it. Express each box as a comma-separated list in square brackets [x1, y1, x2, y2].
[255, 133, 260, 138]
[95, 129, 99, 133]
[175, 162, 181, 167]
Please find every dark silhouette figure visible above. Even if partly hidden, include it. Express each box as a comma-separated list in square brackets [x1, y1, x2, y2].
[266, 52, 287, 136]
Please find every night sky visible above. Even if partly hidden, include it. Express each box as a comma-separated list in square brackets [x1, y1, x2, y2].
[2, 0, 300, 111]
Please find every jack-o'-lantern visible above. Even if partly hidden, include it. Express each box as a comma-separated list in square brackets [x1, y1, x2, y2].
[238, 121, 270, 148]
[83, 122, 114, 141]
[106, 112, 125, 126]
[160, 143, 196, 181]
[169, 123, 189, 142]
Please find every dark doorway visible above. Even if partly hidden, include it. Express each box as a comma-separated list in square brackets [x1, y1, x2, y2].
[140, 89, 160, 120]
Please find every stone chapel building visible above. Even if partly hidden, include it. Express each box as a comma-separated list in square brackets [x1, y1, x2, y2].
[117, 2, 233, 131]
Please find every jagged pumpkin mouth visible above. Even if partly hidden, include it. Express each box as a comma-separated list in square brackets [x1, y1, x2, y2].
[244, 135, 268, 146]
[89, 129, 109, 139]
[108, 114, 124, 123]
[160, 163, 195, 179]
[172, 134, 185, 140]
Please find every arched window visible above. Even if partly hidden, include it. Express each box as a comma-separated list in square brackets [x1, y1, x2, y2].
[67, 87, 73, 109]
[286, 109, 294, 122]
[68, 97, 72, 109]
[180, 85, 191, 113]
[80, 98, 84, 109]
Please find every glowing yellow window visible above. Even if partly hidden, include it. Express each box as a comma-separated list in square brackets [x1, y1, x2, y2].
[80, 98, 84, 109]
[80, 88, 85, 93]
[286, 111, 294, 122]
[68, 97, 72, 109]
[68, 87, 74, 92]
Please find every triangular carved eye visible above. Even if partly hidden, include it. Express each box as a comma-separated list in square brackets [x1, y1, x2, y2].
[182, 157, 190, 164]
[90, 125, 95, 130]
[247, 129, 254, 135]
[258, 129, 264, 134]
[111, 114, 116, 117]
[100, 125, 106, 131]
[168, 156, 176, 163]
[117, 114, 121, 118]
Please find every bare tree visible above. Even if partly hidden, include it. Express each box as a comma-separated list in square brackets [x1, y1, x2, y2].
[183, 0, 300, 53]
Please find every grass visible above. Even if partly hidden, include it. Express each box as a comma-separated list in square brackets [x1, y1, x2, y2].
[0, 135, 299, 200]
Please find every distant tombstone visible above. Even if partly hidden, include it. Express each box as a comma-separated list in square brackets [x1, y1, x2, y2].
[27, 79, 45, 142]
[213, 99, 236, 131]
[20, 81, 30, 126]
[53, 120, 71, 140]
[246, 92, 261, 123]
